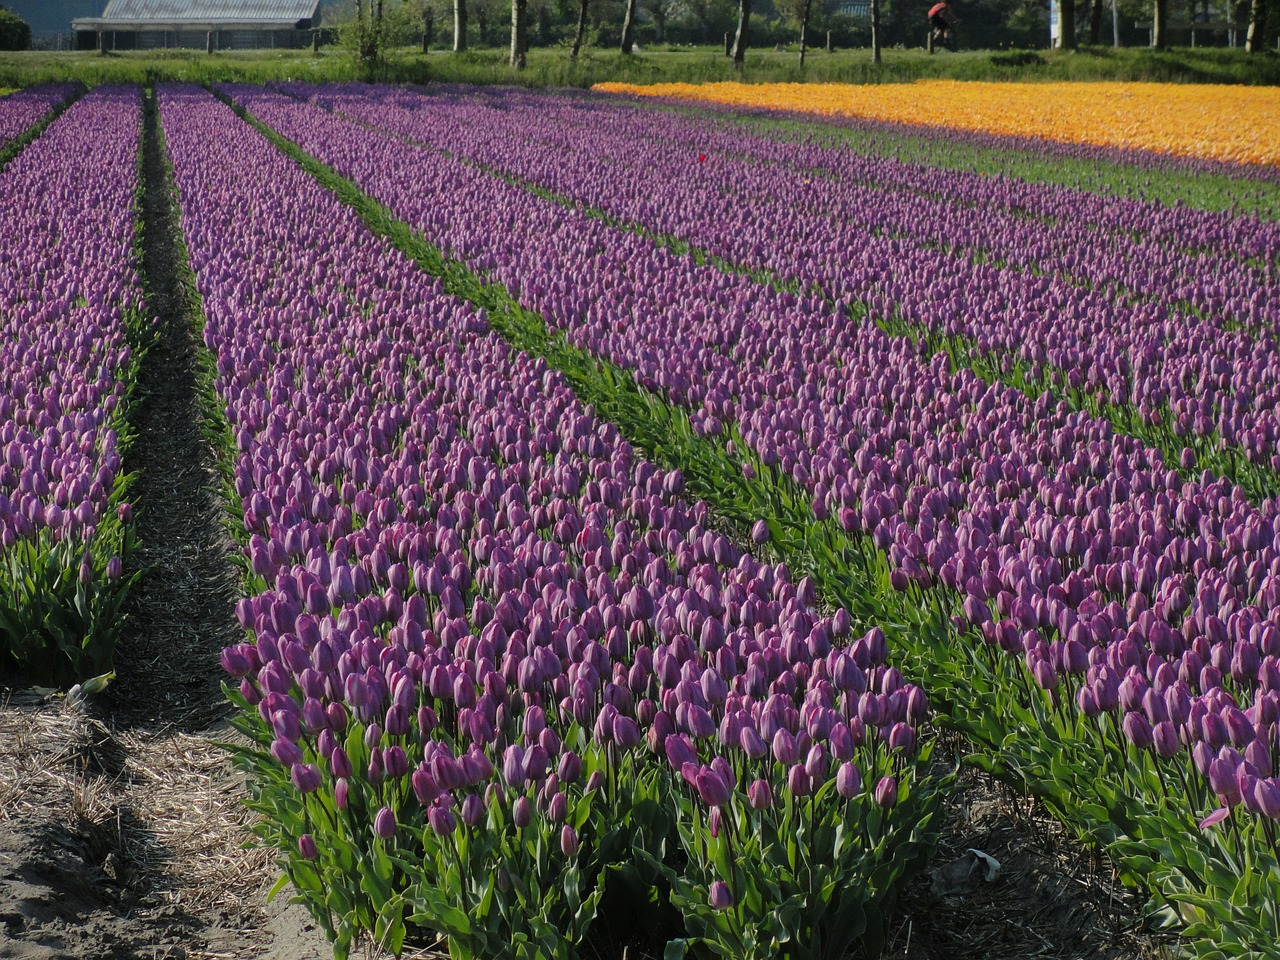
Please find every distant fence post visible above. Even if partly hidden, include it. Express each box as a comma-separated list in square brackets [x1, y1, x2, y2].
[826, 29, 833, 51]
[724, 31, 732, 54]
[207, 30, 215, 53]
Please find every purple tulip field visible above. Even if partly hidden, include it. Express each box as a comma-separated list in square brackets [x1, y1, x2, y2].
[0, 85, 145, 680]
[0, 83, 78, 153]
[3, 74, 1280, 960]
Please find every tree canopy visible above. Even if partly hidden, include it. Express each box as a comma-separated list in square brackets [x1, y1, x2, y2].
[0, 7, 32, 51]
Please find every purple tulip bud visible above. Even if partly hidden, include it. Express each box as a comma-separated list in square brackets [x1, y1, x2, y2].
[291, 763, 322, 794]
[384, 745, 409, 780]
[787, 764, 812, 797]
[548, 791, 569, 823]
[270, 738, 303, 768]
[836, 761, 862, 798]
[772, 729, 800, 766]
[708, 880, 733, 910]
[696, 767, 732, 808]
[888, 722, 916, 755]
[751, 520, 770, 544]
[1152, 721, 1180, 759]
[740, 726, 768, 759]
[613, 716, 642, 749]
[560, 824, 579, 857]
[373, 806, 397, 839]
[873, 776, 898, 808]
[747, 778, 772, 810]
[429, 805, 456, 836]
[412, 765, 440, 805]
[335, 778, 349, 810]
[513, 795, 533, 828]
[1122, 712, 1154, 751]
[461, 793, 484, 827]
[558, 751, 583, 783]
[298, 834, 318, 861]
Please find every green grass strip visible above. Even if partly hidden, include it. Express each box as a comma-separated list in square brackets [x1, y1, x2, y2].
[220, 85, 1280, 958]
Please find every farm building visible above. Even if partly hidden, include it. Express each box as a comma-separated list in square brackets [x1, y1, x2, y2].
[72, 0, 322, 51]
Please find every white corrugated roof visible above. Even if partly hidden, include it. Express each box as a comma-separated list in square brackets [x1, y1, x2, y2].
[91, 0, 318, 22]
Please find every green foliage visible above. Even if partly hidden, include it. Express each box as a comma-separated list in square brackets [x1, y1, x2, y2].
[1, 44, 1278, 90]
[653, 747, 945, 960]
[0, 9, 31, 52]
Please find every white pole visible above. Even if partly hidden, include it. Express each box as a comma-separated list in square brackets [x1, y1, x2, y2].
[1111, 0, 1119, 43]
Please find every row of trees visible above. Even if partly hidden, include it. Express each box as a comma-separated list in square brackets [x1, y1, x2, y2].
[1055, 0, 1269, 48]
[337, 0, 1272, 66]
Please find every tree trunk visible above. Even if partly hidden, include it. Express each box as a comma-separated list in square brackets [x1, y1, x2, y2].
[477, 9, 489, 42]
[870, 0, 881, 62]
[570, 0, 589, 57]
[1152, 0, 1167, 46]
[1059, 0, 1076, 47]
[454, 0, 467, 50]
[621, 0, 639, 52]
[1088, 0, 1102, 43]
[1246, 0, 1267, 50]
[652, 9, 666, 41]
[798, 0, 811, 65]
[730, 0, 750, 68]
[510, 0, 528, 66]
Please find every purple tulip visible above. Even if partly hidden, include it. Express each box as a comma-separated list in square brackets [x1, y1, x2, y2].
[373, 806, 397, 839]
[429, 805, 457, 836]
[873, 776, 898, 808]
[298, 834, 319, 860]
[836, 761, 862, 798]
[747, 778, 773, 810]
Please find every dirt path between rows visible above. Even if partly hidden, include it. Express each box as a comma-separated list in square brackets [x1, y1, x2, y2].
[0, 88, 330, 960]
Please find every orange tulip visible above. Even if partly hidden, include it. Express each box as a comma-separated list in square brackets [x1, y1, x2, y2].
[592, 80, 1280, 167]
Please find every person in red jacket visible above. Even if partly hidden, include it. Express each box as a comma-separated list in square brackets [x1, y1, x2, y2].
[928, 0, 957, 49]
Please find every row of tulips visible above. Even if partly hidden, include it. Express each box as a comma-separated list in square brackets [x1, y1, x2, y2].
[591, 81, 1280, 169]
[282, 83, 1280, 503]
[0, 83, 79, 154]
[290, 83, 1278, 271]
[645, 91, 1280, 199]
[159, 84, 944, 960]
[224, 83, 1280, 957]
[0, 86, 146, 680]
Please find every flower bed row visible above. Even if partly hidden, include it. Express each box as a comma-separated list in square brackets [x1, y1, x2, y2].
[300, 82, 1278, 270]
[288, 83, 1280, 503]
[225, 83, 1280, 957]
[0, 83, 79, 154]
[592, 81, 1280, 169]
[159, 83, 943, 960]
[650, 93, 1280, 217]
[0, 86, 146, 681]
